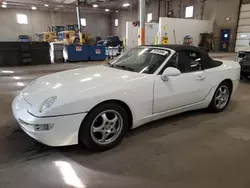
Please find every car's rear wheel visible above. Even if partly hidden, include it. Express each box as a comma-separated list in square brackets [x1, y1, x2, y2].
[209, 82, 231, 112]
[79, 102, 128, 151]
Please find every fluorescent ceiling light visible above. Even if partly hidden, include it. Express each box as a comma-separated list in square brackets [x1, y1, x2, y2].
[2, 2, 7, 5]
[2, 70, 14, 73]
[1, 4, 7, 8]
[123, 3, 130, 7]
[93, 4, 98, 8]
[31, 6, 37, 10]
[17, 82, 25, 87]
[105, 9, 109, 12]
[44, 4, 49, 7]
[13, 76, 21, 80]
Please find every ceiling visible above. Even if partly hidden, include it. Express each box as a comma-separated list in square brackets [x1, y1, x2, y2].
[0, 0, 141, 12]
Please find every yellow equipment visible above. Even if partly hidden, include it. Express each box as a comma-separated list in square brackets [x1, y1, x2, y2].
[57, 30, 77, 44]
[57, 31, 95, 45]
[38, 32, 57, 42]
[122, 37, 126, 51]
[155, 36, 158, 45]
[38, 23, 96, 46]
[82, 33, 95, 45]
[161, 36, 168, 45]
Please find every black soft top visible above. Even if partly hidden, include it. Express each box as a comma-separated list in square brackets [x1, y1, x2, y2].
[144, 45, 222, 69]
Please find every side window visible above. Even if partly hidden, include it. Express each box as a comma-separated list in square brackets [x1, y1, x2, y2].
[159, 51, 201, 74]
[177, 51, 201, 73]
[168, 53, 178, 68]
[188, 52, 202, 72]
[159, 53, 177, 74]
[142, 53, 166, 74]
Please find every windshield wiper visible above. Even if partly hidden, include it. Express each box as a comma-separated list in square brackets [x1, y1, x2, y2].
[114, 65, 135, 72]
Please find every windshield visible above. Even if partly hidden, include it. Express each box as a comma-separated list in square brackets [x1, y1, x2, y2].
[109, 47, 169, 74]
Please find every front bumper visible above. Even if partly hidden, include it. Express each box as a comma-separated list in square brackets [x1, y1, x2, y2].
[12, 94, 87, 147]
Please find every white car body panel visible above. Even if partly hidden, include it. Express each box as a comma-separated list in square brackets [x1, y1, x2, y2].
[153, 70, 210, 113]
[12, 94, 86, 146]
[152, 59, 240, 122]
[24, 66, 155, 126]
[12, 47, 241, 146]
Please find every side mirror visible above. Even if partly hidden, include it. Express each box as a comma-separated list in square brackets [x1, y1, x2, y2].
[161, 67, 181, 81]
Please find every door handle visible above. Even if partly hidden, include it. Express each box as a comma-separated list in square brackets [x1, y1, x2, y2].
[196, 75, 205, 81]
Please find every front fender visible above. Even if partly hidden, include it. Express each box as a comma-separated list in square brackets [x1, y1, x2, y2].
[28, 76, 155, 123]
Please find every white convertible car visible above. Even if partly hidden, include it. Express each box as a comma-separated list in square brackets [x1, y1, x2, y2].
[12, 45, 240, 151]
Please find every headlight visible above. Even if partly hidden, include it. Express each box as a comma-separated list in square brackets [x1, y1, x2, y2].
[39, 96, 57, 113]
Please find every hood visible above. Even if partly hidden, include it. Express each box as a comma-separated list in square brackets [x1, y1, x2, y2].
[22, 65, 146, 105]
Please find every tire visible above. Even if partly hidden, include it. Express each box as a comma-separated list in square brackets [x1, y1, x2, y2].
[209, 81, 232, 113]
[79, 102, 129, 152]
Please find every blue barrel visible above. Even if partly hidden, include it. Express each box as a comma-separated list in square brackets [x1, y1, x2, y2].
[88, 45, 106, 61]
[64, 45, 88, 62]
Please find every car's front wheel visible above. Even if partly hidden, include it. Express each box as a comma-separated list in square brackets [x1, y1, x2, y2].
[79, 102, 128, 151]
[209, 81, 231, 112]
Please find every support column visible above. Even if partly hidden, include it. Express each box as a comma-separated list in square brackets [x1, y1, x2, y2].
[139, 0, 145, 45]
[76, 0, 81, 31]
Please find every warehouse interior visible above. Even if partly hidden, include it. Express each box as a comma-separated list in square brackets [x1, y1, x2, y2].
[1, 0, 250, 187]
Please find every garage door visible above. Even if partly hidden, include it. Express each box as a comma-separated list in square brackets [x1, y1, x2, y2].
[236, 4, 250, 52]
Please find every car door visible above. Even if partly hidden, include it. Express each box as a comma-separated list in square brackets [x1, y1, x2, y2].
[153, 51, 210, 114]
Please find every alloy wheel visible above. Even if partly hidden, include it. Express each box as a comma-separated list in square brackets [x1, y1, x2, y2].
[90, 110, 123, 145]
[215, 85, 229, 109]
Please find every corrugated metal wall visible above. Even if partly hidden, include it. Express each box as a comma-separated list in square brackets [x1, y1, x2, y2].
[236, 4, 250, 52]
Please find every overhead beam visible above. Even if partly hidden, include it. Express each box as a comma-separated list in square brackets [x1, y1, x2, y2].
[5, 0, 128, 10]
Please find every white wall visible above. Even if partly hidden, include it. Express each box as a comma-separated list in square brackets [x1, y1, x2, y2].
[111, 10, 138, 38]
[158, 17, 213, 46]
[0, 8, 110, 41]
[111, 0, 241, 51]
[170, 0, 240, 51]
[126, 22, 159, 48]
[81, 11, 110, 39]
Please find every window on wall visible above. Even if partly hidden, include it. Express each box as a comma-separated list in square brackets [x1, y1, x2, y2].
[16, 14, 28, 24]
[185, 6, 194, 18]
[147, 13, 152, 22]
[81, 18, 86, 26]
[115, 19, 119, 26]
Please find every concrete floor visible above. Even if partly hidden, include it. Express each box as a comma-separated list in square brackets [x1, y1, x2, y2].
[1, 55, 250, 188]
